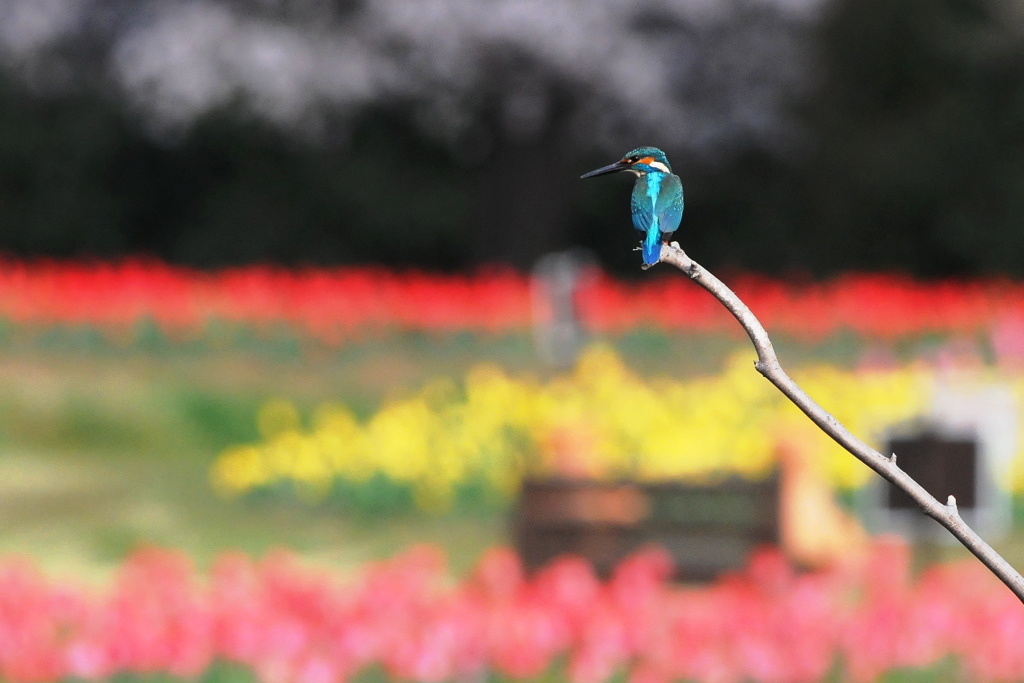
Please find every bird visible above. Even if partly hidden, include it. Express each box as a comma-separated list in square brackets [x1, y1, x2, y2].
[581, 146, 683, 266]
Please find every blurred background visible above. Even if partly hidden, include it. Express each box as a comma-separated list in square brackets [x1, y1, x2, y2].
[2, 0, 1024, 680]
[4, 0, 1024, 276]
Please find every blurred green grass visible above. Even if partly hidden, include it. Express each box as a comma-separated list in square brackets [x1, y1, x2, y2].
[0, 326, 1015, 582]
[88, 657, 968, 683]
[0, 331, 546, 581]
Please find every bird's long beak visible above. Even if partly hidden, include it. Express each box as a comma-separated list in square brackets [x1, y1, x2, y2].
[580, 160, 631, 179]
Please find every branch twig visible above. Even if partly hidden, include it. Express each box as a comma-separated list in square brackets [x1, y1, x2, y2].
[655, 242, 1024, 603]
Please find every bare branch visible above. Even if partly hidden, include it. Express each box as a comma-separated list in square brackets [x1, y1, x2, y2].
[657, 242, 1024, 603]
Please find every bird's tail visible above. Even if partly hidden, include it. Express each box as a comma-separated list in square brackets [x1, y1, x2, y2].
[641, 230, 661, 266]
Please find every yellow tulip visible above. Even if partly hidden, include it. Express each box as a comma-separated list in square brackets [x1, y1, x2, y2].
[210, 344, 1020, 513]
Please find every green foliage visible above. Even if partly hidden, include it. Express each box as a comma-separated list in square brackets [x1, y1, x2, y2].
[0, 74, 472, 269]
[174, 391, 264, 450]
[799, 0, 1024, 276]
[241, 472, 508, 519]
[37, 656, 968, 683]
[687, 0, 1024, 278]
[875, 657, 963, 683]
[100, 661, 259, 683]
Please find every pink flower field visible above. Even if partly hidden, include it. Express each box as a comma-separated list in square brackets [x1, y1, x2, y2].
[0, 540, 1020, 683]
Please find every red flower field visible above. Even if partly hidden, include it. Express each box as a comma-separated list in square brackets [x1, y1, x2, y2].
[0, 258, 1021, 343]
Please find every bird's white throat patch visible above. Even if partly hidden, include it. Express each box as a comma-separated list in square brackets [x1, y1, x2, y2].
[648, 160, 671, 173]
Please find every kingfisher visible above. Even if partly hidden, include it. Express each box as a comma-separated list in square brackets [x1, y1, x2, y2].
[581, 146, 683, 266]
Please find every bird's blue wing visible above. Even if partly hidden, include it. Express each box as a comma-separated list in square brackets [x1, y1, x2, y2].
[630, 177, 655, 234]
[655, 174, 684, 237]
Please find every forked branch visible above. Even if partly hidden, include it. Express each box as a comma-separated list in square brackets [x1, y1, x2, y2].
[654, 242, 1024, 603]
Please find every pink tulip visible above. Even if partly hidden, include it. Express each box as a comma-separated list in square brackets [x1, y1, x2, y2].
[0, 539, 1020, 682]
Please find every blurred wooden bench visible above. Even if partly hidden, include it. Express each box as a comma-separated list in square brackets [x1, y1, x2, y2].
[513, 476, 779, 581]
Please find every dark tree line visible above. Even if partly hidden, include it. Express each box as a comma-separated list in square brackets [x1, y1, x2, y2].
[0, 0, 1023, 277]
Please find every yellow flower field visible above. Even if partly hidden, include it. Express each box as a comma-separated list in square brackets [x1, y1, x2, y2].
[210, 345, 1024, 512]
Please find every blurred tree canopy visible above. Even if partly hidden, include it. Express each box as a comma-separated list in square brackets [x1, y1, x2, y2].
[0, 0, 1022, 277]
